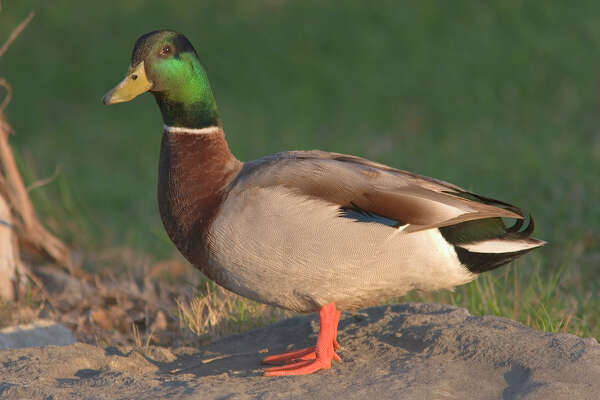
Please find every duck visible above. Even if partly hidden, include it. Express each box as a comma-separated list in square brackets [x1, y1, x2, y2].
[102, 30, 545, 376]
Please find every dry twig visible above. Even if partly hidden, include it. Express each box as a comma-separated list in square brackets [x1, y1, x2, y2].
[0, 11, 35, 58]
[0, 11, 77, 302]
[0, 106, 74, 271]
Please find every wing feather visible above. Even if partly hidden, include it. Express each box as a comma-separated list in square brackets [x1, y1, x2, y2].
[234, 150, 524, 230]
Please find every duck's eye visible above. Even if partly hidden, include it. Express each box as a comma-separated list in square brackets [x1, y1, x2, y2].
[159, 45, 172, 58]
[131, 74, 138, 81]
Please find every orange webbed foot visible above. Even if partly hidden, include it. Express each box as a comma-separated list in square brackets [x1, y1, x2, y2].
[262, 303, 341, 376]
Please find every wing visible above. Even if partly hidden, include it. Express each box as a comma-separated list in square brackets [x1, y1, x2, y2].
[233, 150, 524, 232]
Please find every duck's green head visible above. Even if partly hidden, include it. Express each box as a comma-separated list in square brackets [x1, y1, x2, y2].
[102, 30, 219, 128]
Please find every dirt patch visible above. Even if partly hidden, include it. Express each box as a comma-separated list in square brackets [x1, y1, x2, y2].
[1, 303, 598, 399]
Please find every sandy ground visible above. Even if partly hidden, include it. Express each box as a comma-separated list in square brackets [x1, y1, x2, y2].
[1, 302, 598, 399]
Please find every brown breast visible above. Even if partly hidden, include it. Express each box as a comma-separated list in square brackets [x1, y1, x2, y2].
[157, 127, 242, 269]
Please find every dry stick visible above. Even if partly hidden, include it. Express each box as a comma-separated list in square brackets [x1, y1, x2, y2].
[26, 166, 60, 192]
[0, 11, 67, 302]
[0, 193, 17, 300]
[0, 11, 35, 58]
[169, 349, 270, 374]
[0, 106, 73, 272]
[0, 12, 77, 275]
[0, 78, 10, 112]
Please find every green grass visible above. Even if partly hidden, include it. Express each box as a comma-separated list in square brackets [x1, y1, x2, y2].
[406, 258, 598, 338]
[1, 1, 598, 339]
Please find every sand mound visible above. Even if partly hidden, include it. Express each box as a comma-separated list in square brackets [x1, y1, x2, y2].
[1, 303, 598, 399]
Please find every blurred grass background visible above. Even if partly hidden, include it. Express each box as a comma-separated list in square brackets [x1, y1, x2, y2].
[0, 1, 598, 338]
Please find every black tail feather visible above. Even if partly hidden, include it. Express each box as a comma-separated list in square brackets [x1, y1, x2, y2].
[441, 214, 545, 274]
[454, 246, 540, 273]
[506, 218, 524, 233]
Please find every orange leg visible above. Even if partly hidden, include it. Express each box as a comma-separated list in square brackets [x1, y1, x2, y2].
[262, 303, 342, 376]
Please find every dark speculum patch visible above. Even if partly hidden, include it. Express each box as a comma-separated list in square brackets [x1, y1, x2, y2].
[339, 203, 405, 228]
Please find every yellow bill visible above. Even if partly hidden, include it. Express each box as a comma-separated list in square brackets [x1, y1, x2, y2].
[102, 61, 152, 105]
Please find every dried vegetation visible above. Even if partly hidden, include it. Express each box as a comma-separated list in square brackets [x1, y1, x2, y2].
[0, 11, 288, 349]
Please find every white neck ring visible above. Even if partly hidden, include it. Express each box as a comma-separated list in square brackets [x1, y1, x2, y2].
[163, 124, 221, 135]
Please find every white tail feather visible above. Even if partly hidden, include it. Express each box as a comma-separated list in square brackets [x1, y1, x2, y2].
[459, 239, 544, 254]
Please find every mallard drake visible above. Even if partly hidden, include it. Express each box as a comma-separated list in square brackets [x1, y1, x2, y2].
[103, 30, 545, 376]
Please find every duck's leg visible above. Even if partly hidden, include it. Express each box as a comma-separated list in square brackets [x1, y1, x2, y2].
[262, 302, 341, 376]
[262, 306, 341, 365]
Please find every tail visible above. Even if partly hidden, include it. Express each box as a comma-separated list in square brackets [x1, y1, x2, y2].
[439, 215, 546, 274]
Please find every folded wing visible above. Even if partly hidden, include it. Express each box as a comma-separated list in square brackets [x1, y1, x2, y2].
[237, 150, 524, 232]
